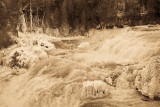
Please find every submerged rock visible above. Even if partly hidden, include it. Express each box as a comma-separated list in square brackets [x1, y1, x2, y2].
[116, 72, 130, 89]
[135, 56, 160, 99]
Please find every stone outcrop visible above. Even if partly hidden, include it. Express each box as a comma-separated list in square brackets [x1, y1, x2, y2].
[135, 56, 160, 99]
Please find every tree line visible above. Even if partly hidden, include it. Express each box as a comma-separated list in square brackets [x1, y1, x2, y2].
[0, 0, 160, 49]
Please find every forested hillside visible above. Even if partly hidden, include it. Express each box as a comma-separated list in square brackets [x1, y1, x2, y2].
[0, 0, 160, 49]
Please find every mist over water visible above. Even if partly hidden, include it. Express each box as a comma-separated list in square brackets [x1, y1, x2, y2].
[0, 26, 160, 107]
[77, 27, 160, 64]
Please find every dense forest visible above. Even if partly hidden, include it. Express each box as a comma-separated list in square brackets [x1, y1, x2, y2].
[0, 0, 160, 49]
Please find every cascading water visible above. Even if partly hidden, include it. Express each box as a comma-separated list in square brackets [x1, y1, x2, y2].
[0, 26, 160, 107]
[76, 27, 160, 64]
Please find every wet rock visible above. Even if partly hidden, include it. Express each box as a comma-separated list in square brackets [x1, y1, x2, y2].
[135, 56, 160, 99]
[141, 96, 151, 101]
[81, 80, 110, 99]
[105, 77, 112, 85]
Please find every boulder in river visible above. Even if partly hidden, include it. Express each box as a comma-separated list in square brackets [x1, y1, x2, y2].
[135, 56, 160, 99]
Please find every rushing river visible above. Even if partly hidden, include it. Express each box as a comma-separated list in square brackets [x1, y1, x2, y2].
[0, 26, 160, 107]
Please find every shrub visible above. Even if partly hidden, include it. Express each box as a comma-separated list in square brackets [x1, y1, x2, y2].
[0, 31, 13, 50]
[8, 47, 48, 69]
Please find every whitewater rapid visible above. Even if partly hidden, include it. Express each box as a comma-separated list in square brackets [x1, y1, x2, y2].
[0, 25, 160, 107]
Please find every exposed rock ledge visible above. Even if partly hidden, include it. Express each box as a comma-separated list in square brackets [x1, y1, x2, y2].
[135, 56, 160, 99]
